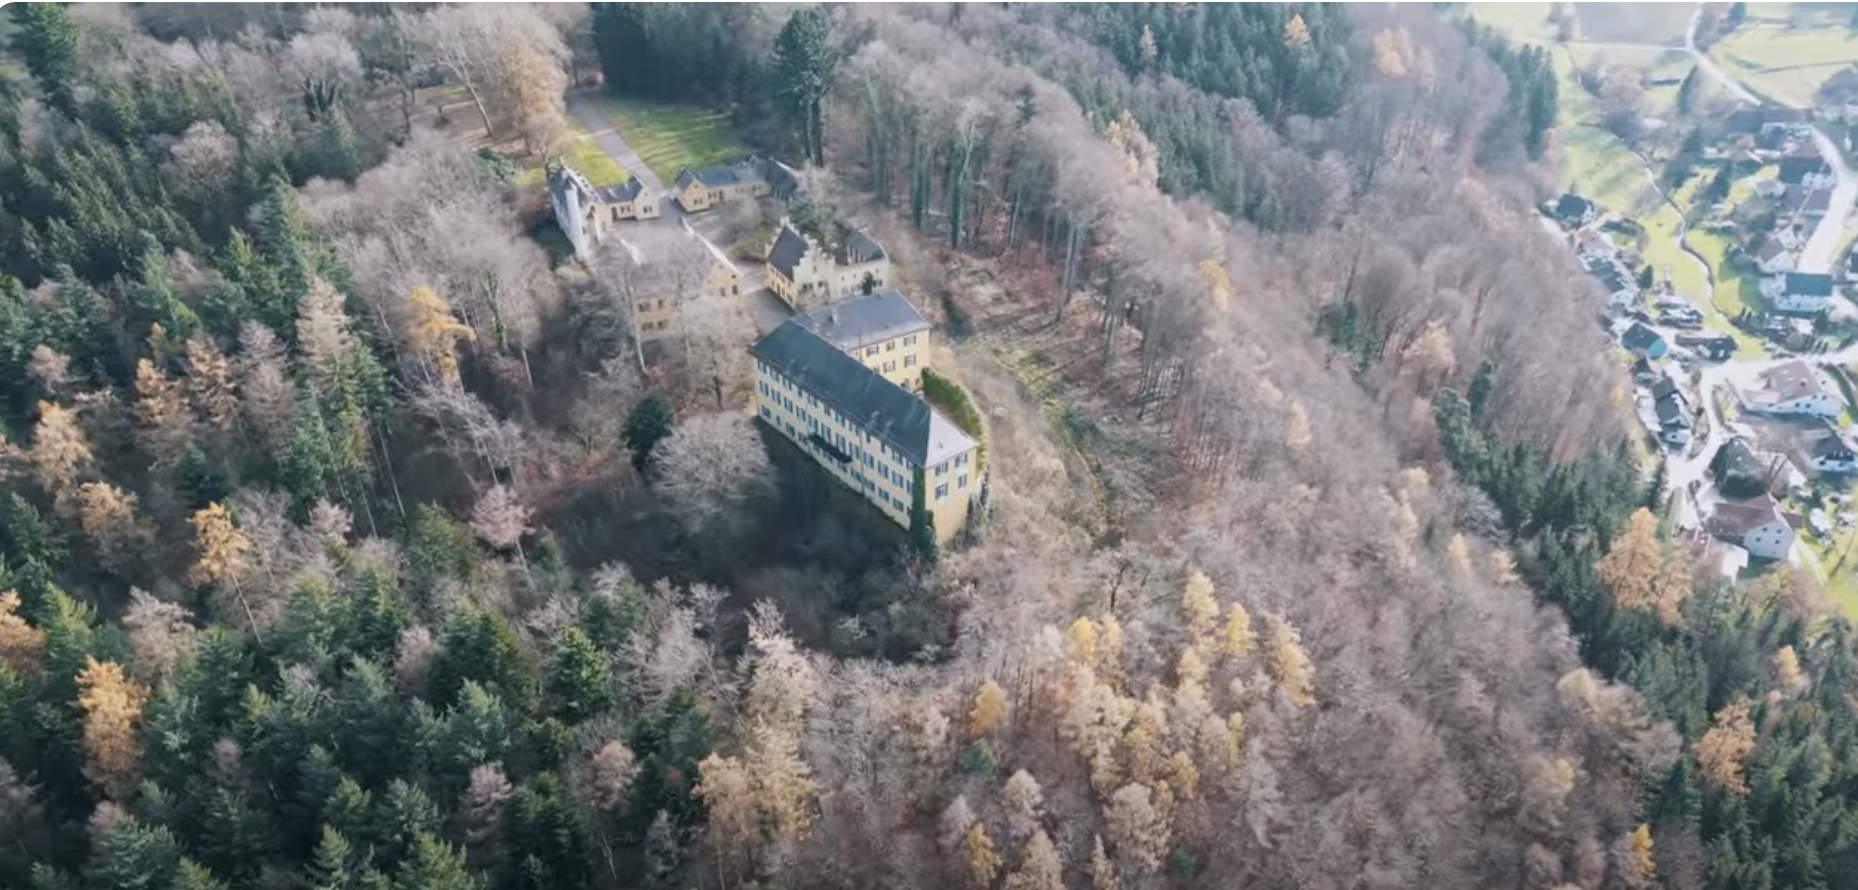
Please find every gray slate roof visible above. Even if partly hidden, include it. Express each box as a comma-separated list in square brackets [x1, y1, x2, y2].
[793, 288, 930, 352]
[837, 231, 887, 265]
[1778, 156, 1832, 186]
[1781, 272, 1834, 298]
[767, 224, 811, 281]
[751, 320, 974, 467]
[1555, 194, 1594, 221]
[1622, 322, 1664, 352]
[594, 179, 646, 203]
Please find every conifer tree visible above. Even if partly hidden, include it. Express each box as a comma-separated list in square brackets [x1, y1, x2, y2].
[546, 626, 613, 722]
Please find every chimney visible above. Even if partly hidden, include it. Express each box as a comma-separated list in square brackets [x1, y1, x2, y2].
[829, 309, 840, 326]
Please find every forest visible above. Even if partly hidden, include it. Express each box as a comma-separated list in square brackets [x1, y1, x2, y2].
[0, 4, 1854, 890]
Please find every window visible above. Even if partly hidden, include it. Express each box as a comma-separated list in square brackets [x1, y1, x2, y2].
[733, 285, 740, 296]
[866, 346, 879, 357]
[759, 382, 769, 397]
[887, 340, 896, 352]
[904, 334, 917, 346]
[936, 464, 949, 477]
[956, 454, 969, 468]
[935, 484, 949, 500]
[757, 360, 767, 373]
[958, 473, 968, 489]
[905, 355, 917, 368]
[883, 360, 896, 373]
[760, 406, 771, 420]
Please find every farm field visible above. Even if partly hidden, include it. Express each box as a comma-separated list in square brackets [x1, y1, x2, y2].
[589, 94, 750, 184]
[1712, 21, 1858, 106]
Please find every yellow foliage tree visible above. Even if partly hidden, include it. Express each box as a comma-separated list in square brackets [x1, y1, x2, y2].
[0, 590, 46, 674]
[183, 337, 240, 432]
[1066, 617, 1098, 667]
[1597, 508, 1690, 624]
[1104, 783, 1170, 873]
[1447, 533, 1472, 575]
[1284, 13, 1311, 47]
[1266, 614, 1316, 707]
[406, 285, 477, 385]
[964, 822, 1002, 889]
[968, 679, 1010, 737]
[1774, 645, 1805, 694]
[76, 657, 150, 799]
[134, 358, 193, 461]
[1004, 829, 1064, 890]
[1622, 823, 1656, 889]
[1182, 571, 1219, 648]
[30, 400, 91, 488]
[693, 752, 756, 874]
[1097, 614, 1126, 685]
[1198, 259, 1233, 313]
[1695, 697, 1756, 794]
[747, 723, 817, 840]
[1221, 604, 1255, 658]
[191, 503, 260, 640]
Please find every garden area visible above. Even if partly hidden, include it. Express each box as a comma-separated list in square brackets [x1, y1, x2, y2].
[1712, 6, 1858, 107]
[589, 94, 750, 183]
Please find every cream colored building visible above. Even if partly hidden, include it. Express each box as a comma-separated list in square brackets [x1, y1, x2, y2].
[632, 232, 744, 341]
[749, 291, 981, 543]
[672, 156, 800, 214]
[763, 219, 890, 309]
[547, 165, 660, 260]
[790, 288, 928, 391]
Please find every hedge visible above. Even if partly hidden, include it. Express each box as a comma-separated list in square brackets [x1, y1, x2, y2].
[922, 368, 989, 472]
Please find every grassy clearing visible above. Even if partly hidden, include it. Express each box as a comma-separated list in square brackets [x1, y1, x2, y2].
[1807, 526, 1858, 617]
[1713, 25, 1858, 106]
[1573, 3, 1693, 44]
[512, 131, 630, 189]
[1743, 3, 1858, 28]
[589, 94, 749, 183]
[1462, 2, 1562, 43]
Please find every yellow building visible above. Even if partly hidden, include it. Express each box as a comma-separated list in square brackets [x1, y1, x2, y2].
[633, 232, 744, 341]
[750, 305, 981, 544]
[764, 219, 890, 309]
[789, 289, 929, 391]
[546, 165, 660, 260]
[672, 156, 800, 214]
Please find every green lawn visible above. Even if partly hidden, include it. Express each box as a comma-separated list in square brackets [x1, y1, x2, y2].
[1807, 523, 1858, 618]
[513, 130, 630, 190]
[1713, 25, 1858, 106]
[589, 94, 750, 183]
[1461, 2, 1562, 44]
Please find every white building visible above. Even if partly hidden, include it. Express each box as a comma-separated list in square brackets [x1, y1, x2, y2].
[1762, 272, 1836, 313]
[1705, 494, 1800, 560]
[1741, 360, 1845, 418]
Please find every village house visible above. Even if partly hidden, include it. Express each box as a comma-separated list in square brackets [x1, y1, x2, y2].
[1762, 271, 1836, 313]
[672, 156, 801, 214]
[1741, 360, 1846, 418]
[763, 219, 892, 309]
[1586, 256, 1638, 311]
[1705, 493, 1801, 561]
[1778, 155, 1837, 191]
[1675, 332, 1738, 362]
[1621, 321, 1667, 359]
[1553, 193, 1598, 227]
[1726, 106, 1810, 138]
[1753, 177, 1786, 199]
[749, 296, 982, 544]
[1756, 236, 1796, 275]
[1775, 219, 1808, 251]
[1712, 436, 1804, 497]
[1574, 229, 1616, 259]
[1796, 420, 1858, 475]
[546, 165, 661, 259]
[790, 288, 930, 391]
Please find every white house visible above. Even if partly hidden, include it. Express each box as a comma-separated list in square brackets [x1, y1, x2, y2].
[1776, 221, 1807, 251]
[1803, 427, 1858, 475]
[1762, 272, 1836, 313]
[1705, 494, 1801, 560]
[1585, 256, 1637, 310]
[1778, 156, 1837, 191]
[1755, 237, 1795, 275]
[1741, 360, 1845, 418]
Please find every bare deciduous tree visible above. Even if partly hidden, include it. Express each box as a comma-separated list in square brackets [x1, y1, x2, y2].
[650, 413, 773, 535]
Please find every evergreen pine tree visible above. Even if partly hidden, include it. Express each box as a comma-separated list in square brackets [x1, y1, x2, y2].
[545, 627, 613, 722]
[8, 3, 81, 112]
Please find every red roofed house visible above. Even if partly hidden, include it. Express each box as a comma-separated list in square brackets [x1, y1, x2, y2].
[1705, 494, 1801, 560]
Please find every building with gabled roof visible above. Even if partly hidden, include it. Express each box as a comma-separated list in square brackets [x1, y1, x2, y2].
[791, 288, 928, 390]
[546, 165, 660, 259]
[1778, 155, 1836, 190]
[750, 304, 981, 543]
[1761, 271, 1835, 313]
[672, 156, 801, 213]
[1741, 360, 1844, 418]
[763, 218, 892, 309]
[1705, 493, 1801, 560]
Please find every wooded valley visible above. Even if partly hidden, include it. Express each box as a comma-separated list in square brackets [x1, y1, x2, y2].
[0, 4, 1853, 890]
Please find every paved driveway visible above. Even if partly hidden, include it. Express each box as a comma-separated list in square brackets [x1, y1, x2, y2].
[566, 90, 664, 195]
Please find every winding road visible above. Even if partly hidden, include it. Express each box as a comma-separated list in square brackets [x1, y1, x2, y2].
[1631, 7, 1858, 536]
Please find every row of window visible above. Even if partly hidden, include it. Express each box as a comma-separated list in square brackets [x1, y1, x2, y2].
[758, 367, 974, 507]
[861, 334, 919, 358]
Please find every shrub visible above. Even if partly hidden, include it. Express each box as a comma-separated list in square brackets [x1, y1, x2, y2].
[922, 368, 989, 472]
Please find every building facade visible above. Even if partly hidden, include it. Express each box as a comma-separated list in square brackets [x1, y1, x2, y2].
[547, 165, 660, 260]
[764, 219, 891, 308]
[790, 289, 930, 391]
[749, 300, 980, 544]
[672, 156, 800, 214]
[631, 233, 744, 340]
